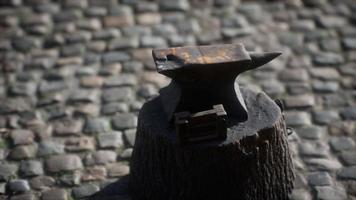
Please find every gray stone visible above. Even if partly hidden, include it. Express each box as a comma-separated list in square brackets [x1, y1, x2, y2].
[323, 94, 349, 108]
[340, 63, 356, 76]
[124, 129, 136, 147]
[340, 107, 356, 120]
[9, 82, 37, 96]
[299, 141, 329, 158]
[121, 26, 152, 37]
[307, 171, 333, 186]
[99, 63, 123, 76]
[81, 166, 107, 181]
[10, 129, 35, 146]
[38, 81, 67, 95]
[29, 176, 55, 190]
[20, 160, 43, 176]
[107, 163, 130, 177]
[41, 188, 68, 200]
[84, 52, 101, 64]
[137, 84, 158, 99]
[8, 179, 30, 193]
[102, 87, 134, 103]
[319, 39, 342, 52]
[296, 126, 325, 140]
[328, 121, 355, 136]
[338, 166, 356, 180]
[112, 114, 137, 130]
[0, 163, 18, 181]
[120, 148, 133, 159]
[290, 189, 312, 200]
[53, 10, 81, 22]
[83, 117, 111, 134]
[312, 81, 339, 93]
[303, 0, 327, 7]
[340, 151, 356, 166]
[152, 23, 176, 36]
[197, 31, 221, 45]
[310, 68, 340, 81]
[53, 119, 83, 136]
[313, 52, 344, 66]
[130, 101, 144, 112]
[140, 35, 167, 48]
[284, 95, 315, 109]
[37, 140, 65, 157]
[65, 136, 95, 152]
[317, 15, 347, 28]
[286, 82, 311, 95]
[93, 28, 120, 40]
[60, 44, 85, 57]
[315, 186, 347, 200]
[135, 1, 159, 12]
[10, 193, 36, 200]
[159, 0, 190, 11]
[12, 37, 41, 52]
[85, 7, 108, 17]
[169, 34, 196, 46]
[293, 173, 308, 189]
[122, 61, 144, 73]
[277, 32, 304, 48]
[342, 38, 356, 50]
[0, 98, 31, 114]
[222, 28, 253, 39]
[215, 0, 239, 7]
[9, 145, 37, 160]
[330, 136, 355, 153]
[68, 89, 99, 103]
[72, 184, 99, 199]
[104, 6, 134, 27]
[304, 158, 342, 171]
[279, 69, 309, 82]
[313, 110, 340, 125]
[238, 3, 268, 24]
[108, 37, 139, 50]
[103, 74, 138, 87]
[46, 155, 83, 173]
[101, 102, 129, 115]
[59, 172, 81, 186]
[285, 112, 311, 127]
[102, 51, 131, 64]
[97, 132, 123, 148]
[92, 150, 117, 165]
[77, 18, 101, 31]
[65, 31, 92, 44]
[0, 183, 5, 194]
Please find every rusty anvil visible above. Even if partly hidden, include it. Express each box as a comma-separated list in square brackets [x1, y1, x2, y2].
[153, 43, 281, 123]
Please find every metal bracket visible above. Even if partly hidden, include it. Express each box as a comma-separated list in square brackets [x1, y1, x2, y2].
[174, 104, 227, 145]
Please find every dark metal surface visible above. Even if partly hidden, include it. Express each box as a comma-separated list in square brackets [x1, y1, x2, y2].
[175, 104, 227, 145]
[154, 44, 281, 122]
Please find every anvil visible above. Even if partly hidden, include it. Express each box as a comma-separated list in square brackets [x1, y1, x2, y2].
[153, 44, 281, 122]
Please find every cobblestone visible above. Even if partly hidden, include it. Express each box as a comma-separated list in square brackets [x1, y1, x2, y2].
[46, 155, 83, 173]
[0, 0, 355, 199]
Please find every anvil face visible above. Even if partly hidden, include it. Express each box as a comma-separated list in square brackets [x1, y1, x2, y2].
[153, 44, 281, 122]
[153, 44, 251, 81]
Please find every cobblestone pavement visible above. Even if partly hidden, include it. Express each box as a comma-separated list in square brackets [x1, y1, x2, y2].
[0, 0, 356, 199]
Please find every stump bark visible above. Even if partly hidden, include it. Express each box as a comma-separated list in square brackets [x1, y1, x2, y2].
[129, 87, 294, 200]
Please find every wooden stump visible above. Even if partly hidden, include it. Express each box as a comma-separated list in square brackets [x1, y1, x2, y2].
[129, 87, 294, 200]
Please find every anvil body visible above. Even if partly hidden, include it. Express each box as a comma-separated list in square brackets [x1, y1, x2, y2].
[153, 44, 281, 122]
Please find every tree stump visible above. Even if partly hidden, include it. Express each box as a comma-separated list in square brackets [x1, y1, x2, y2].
[129, 87, 295, 200]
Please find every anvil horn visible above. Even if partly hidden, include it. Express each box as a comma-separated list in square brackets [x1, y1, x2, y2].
[153, 44, 281, 122]
[248, 51, 282, 69]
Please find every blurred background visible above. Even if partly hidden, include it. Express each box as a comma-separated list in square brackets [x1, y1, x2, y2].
[0, 0, 355, 199]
